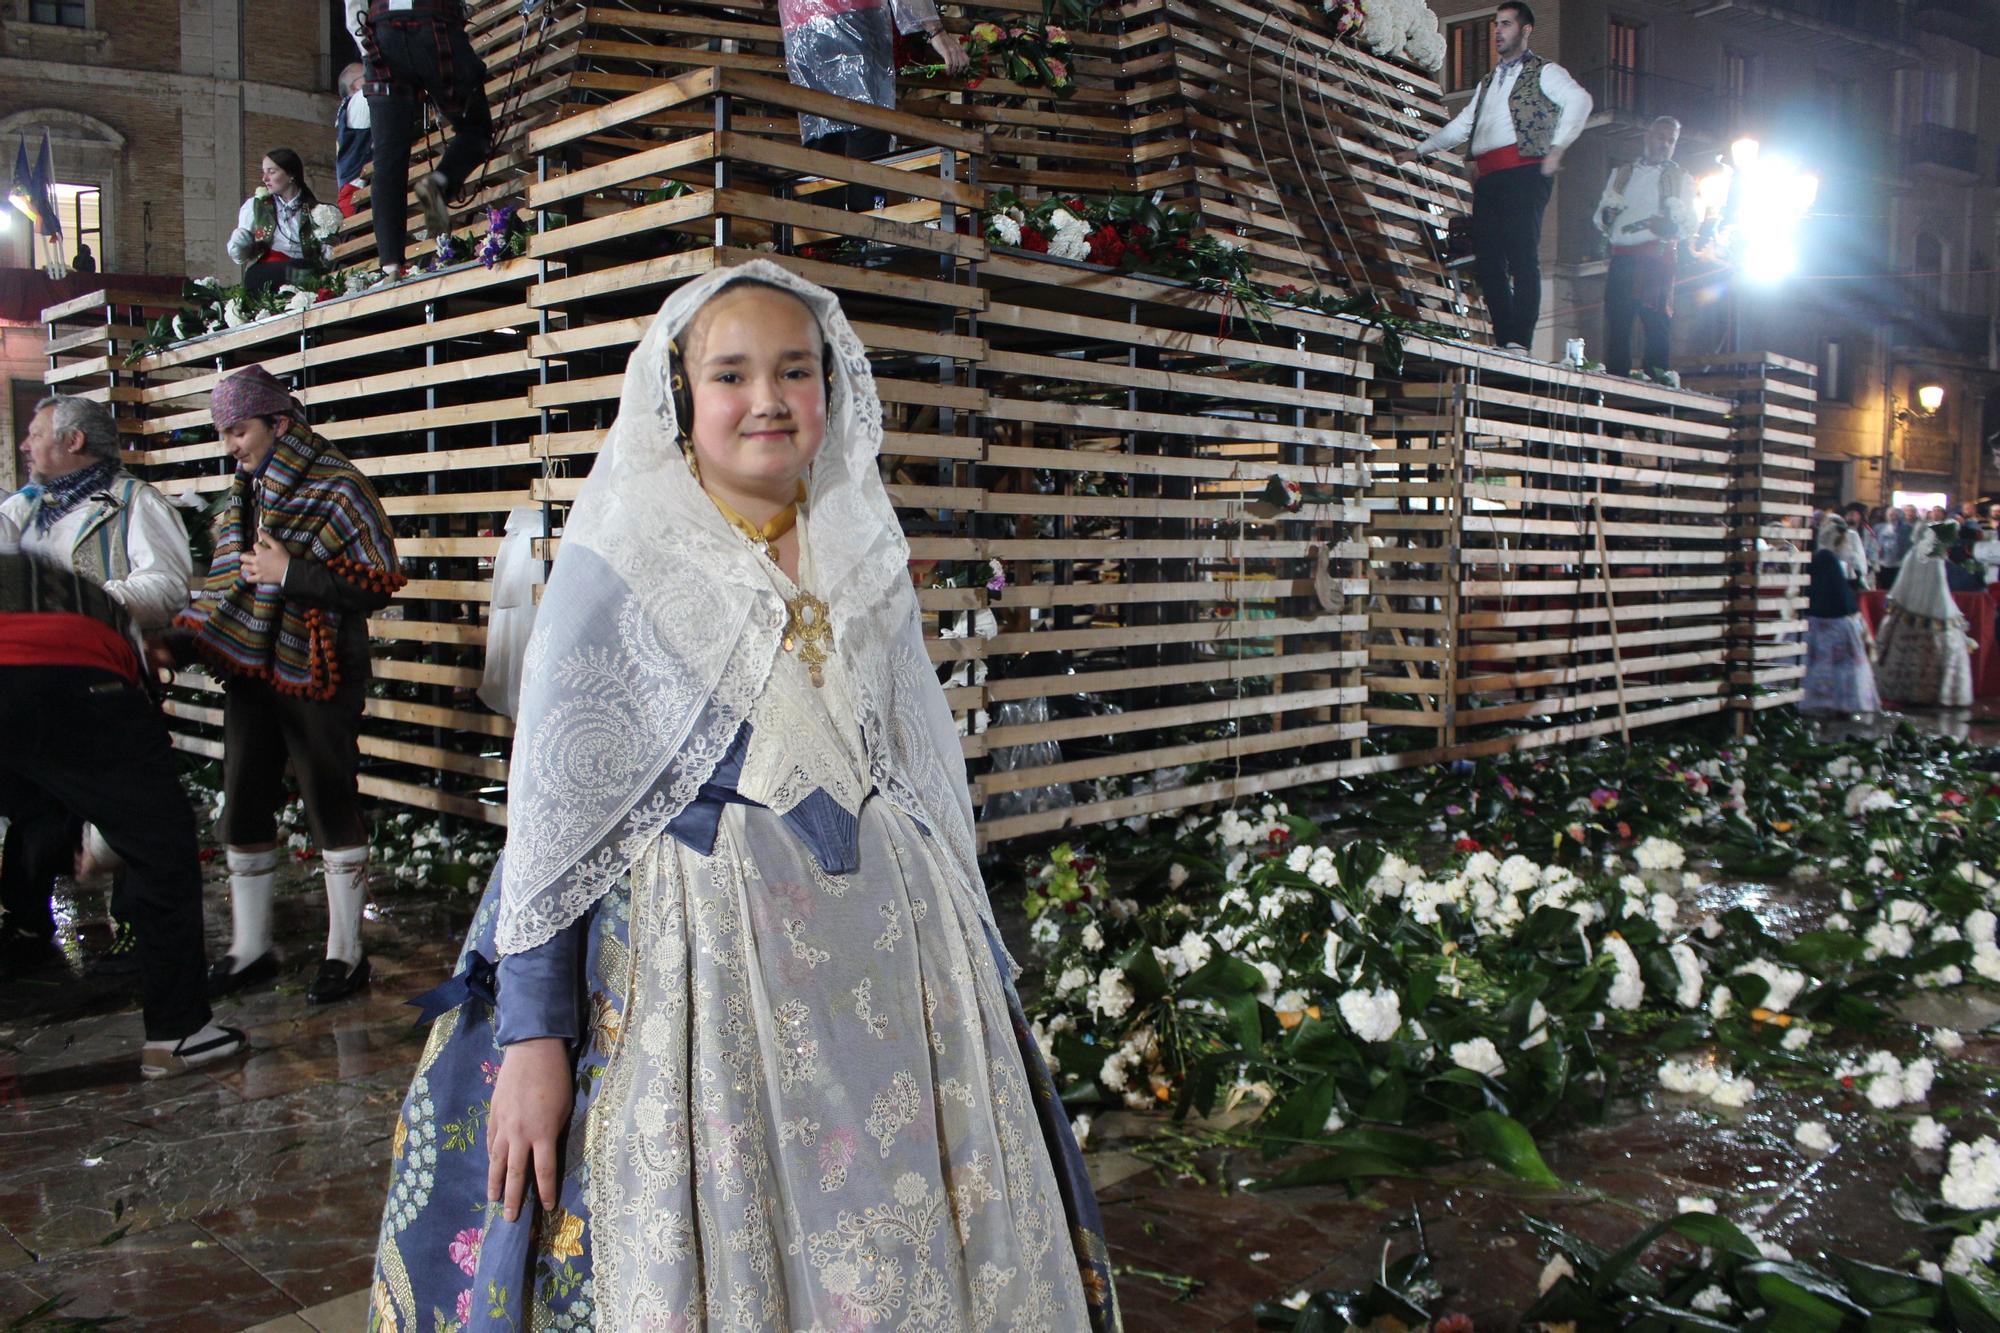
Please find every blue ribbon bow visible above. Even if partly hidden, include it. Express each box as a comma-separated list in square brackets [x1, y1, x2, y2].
[407, 949, 498, 1026]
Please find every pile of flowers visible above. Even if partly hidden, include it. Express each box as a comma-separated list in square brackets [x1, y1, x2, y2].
[1012, 711, 2000, 1303]
[435, 203, 533, 272]
[129, 201, 536, 360]
[900, 19, 1074, 94]
[983, 188, 1260, 304]
[1326, 0, 1445, 71]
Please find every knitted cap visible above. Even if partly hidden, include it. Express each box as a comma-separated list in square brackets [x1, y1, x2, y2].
[211, 365, 299, 431]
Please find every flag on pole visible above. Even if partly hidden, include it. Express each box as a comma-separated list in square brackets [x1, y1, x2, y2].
[9, 131, 67, 277]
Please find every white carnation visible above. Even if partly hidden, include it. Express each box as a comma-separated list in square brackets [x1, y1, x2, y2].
[1337, 985, 1401, 1043]
[1449, 1036, 1506, 1078]
[1604, 934, 1645, 1010]
[1793, 1120, 1834, 1153]
[1732, 958, 1807, 1014]
[1633, 836, 1686, 871]
[1091, 967, 1134, 1020]
[1669, 943, 1705, 1009]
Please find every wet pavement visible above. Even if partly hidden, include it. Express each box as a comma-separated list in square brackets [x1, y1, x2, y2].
[0, 703, 1993, 1330]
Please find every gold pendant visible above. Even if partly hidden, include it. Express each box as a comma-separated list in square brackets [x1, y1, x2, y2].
[784, 589, 833, 688]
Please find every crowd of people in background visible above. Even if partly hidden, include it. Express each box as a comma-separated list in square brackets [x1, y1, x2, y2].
[1800, 496, 1995, 719]
[0, 374, 399, 1077]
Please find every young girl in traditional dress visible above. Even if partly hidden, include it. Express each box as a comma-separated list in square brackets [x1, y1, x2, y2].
[369, 262, 1119, 1331]
[1801, 516, 1880, 716]
[1874, 520, 1975, 708]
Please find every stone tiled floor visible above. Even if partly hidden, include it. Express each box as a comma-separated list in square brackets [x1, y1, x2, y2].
[0, 703, 1994, 1330]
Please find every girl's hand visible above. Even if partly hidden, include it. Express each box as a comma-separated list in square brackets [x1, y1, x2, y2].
[486, 1037, 574, 1222]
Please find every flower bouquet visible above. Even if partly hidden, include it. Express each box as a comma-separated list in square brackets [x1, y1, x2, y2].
[901, 19, 1076, 95]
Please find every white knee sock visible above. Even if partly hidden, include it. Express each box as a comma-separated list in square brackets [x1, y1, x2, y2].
[225, 846, 280, 970]
[322, 844, 370, 966]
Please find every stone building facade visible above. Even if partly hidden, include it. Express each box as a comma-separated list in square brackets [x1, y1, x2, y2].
[1420, 0, 2000, 509]
[1, 0, 346, 484]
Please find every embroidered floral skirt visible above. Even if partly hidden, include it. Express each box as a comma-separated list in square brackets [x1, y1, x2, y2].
[369, 799, 1119, 1332]
[1874, 608, 1973, 707]
[1801, 614, 1880, 715]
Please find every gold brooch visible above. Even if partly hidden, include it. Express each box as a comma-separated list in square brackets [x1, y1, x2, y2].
[783, 591, 833, 688]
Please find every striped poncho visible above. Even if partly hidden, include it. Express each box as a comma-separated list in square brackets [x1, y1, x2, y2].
[179, 421, 403, 699]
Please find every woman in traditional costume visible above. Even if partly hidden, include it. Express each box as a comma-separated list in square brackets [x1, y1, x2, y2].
[1800, 516, 1880, 716]
[1873, 520, 1974, 708]
[369, 262, 1119, 1331]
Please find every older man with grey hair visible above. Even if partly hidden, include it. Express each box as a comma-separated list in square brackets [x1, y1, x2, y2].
[1595, 115, 1697, 379]
[1, 395, 196, 988]
[1, 395, 191, 630]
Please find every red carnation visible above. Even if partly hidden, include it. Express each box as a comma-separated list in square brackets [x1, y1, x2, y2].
[1085, 223, 1124, 267]
[1454, 837, 1481, 852]
[1019, 227, 1049, 253]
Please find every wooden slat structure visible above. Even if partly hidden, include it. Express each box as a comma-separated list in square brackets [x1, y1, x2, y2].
[1365, 347, 1741, 751]
[1679, 353, 1819, 714]
[40, 287, 185, 430]
[47, 0, 1815, 838]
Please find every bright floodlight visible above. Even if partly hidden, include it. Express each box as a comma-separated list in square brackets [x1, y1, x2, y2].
[1740, 236, 1797, 284]
[1916, 383, 1945, 414]
[1696, 139, 1817, 286]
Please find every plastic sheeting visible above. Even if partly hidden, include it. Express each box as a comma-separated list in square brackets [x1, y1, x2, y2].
[777, 0, 941, 142]
[979, 697, 1074, 820]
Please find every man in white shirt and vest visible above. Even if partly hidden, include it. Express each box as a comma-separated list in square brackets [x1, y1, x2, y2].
[0, 398, 242, 1076]
[1595, 115, 1696, 379]
[1, 398, 194, 965]
[1395, 2, 1592, 353]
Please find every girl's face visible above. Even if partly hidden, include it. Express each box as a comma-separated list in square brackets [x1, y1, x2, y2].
[261, 157, 294, 196]
[684, 286, 827, 502]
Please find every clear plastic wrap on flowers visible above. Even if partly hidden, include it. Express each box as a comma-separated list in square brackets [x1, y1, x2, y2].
[980, 698, 1075, 819]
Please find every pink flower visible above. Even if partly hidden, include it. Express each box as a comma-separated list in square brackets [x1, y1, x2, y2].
[456, 1288, 474, 1322]
[1045, 58, 1069, 83]
[480, 1059, 500, 1086]
[1589, 787, 1619, 810]
[449, 1226, 482, 1276]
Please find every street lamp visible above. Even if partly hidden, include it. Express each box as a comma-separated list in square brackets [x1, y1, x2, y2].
[1881, 381, 1946, 505]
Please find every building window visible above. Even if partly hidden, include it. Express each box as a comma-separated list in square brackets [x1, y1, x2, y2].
[28, 0, 88, 25]
[49, 182, 101, 270]
[1445, 17, 1493, 95]
[1819, 340, 1853, 404]
[1607, 20, 1644, 113]
[1723, 50, 1756, 129]
[1919, 66, 1957, 128]
[1913, 232, 1945, 312]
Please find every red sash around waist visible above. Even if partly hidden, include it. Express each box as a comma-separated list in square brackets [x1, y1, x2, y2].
[1474, 145, 1544, 177]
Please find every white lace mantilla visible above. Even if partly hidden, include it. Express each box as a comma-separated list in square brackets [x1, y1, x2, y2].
[494, 260, 990, 956]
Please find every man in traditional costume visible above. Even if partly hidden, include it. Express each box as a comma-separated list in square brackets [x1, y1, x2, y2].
[1595, 116, 1695, 379]
[1395, 1, 1592, 353]
[344, 0, 493, 278]
[0, 395, 192, 975]
[1802, 516, 1880, 716]
[334, 62, 372, 219]
[1873, 520, 1974, 707]
[369, 262, 1120, 1331]
[778, 0, 967, 210]
[0, 550, 246, 1077]
[173, 366, 404, 1004]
